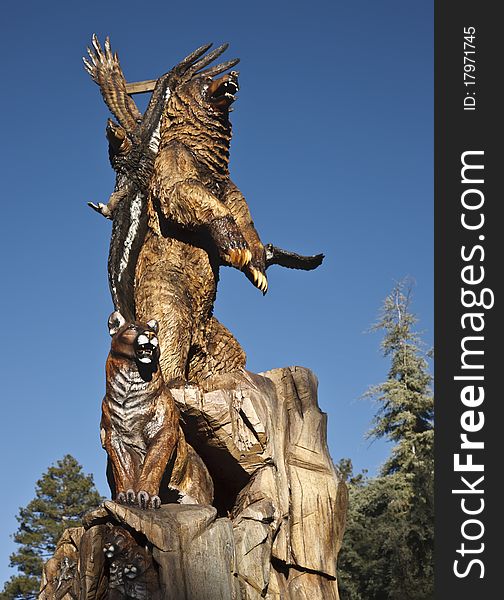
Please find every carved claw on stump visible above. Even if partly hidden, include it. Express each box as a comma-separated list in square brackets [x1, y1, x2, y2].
[115, 490, 161, 510]
[116, 492, 128, 505]
[137, 491, 161, 510]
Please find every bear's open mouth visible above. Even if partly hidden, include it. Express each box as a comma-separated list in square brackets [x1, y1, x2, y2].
[207, 72, 239, 106]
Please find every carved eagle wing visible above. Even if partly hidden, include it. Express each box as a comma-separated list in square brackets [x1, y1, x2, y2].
[83, 35, 143, 134]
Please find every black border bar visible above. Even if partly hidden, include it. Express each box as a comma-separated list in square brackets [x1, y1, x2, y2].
[435, 2, 501, 596]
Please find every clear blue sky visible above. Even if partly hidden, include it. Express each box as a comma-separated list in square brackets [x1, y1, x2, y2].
[0, 0, 432, 584]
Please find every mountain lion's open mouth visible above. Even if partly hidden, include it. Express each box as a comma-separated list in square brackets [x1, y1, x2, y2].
[135, 333, 159, 364]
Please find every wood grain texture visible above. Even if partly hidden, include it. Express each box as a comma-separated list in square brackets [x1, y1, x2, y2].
[43, 503, 241, 600]
[78, 39, 343, 600]
[169, 366, 347, 597]
[39, 527, 83, 600]
[41, 367, 346, 599]
[125, 80, 157, 95]
[132, 67, 269, 382]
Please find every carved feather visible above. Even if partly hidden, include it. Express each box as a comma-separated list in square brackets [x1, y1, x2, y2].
[84, 35, 143, 134]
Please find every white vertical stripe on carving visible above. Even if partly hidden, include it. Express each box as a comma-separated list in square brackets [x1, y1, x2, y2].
[148, 87, 171, 154]
[118, 192, 143, 282]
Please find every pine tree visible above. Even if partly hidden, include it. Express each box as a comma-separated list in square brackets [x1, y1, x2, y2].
[1, 455, 104, 600]
[338, 471, 413, 600]
[337, 280, 434, 600]
[366, 280, 434, 479]
[366, 280, 434, 598]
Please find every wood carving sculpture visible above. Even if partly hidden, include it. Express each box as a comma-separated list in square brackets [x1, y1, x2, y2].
[84, 36, 324, 384]
[37, 36, 346, 600]
[101, 311, 214, 508]
[84, 38, 232, 321]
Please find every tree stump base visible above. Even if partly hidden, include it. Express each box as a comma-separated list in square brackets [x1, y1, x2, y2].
[40, 367, 347, 599]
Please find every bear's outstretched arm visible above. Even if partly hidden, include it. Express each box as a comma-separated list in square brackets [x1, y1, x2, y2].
[222, 180, 268, 293]
[150, 142, 252, 270]
[154, 179, 252, 269]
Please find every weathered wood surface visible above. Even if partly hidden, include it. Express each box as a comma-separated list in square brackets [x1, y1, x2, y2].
[42, 502, 240, 600]
[125, 80, 157, 95]
[39, 527, 84, 600]
[41, 366, 347, 599]
[173, 365, 347, 598]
